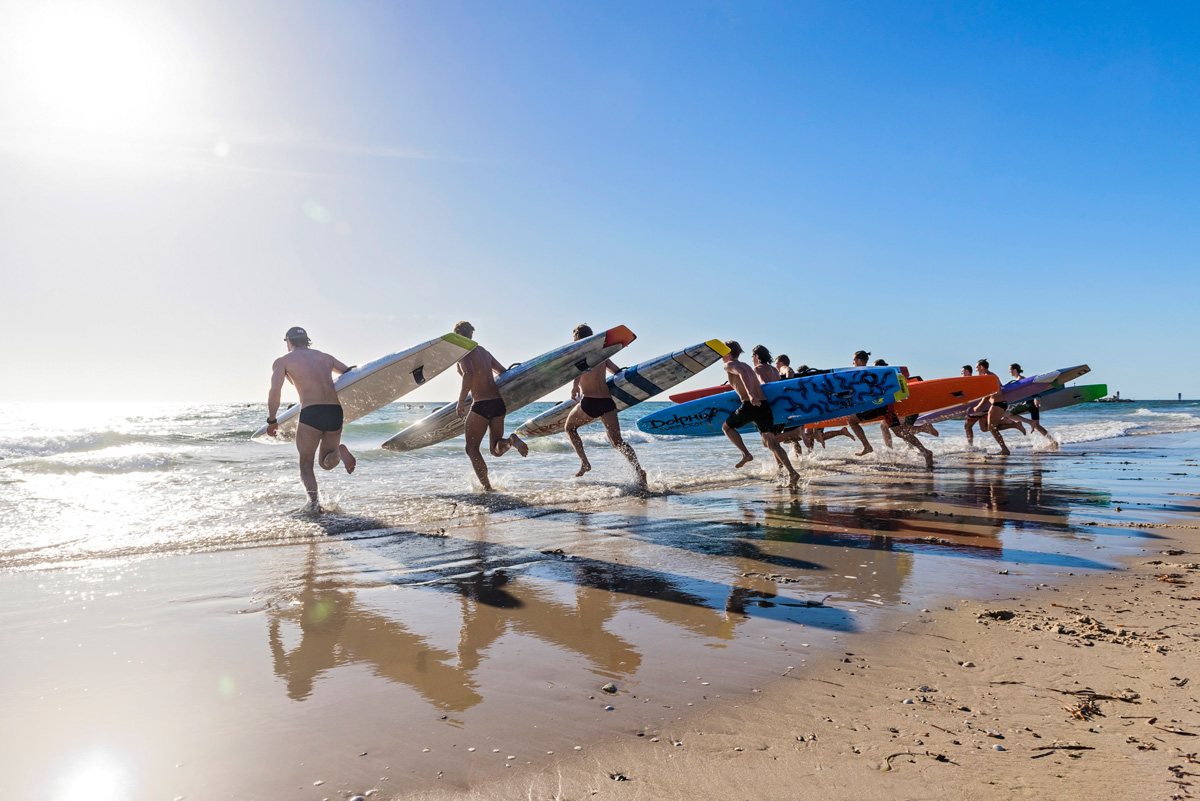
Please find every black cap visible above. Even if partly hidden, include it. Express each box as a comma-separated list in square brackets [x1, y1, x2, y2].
[285, 326, 310, 342]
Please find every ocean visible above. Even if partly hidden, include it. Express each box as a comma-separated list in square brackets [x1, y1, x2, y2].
[2, 398, 1198, 571]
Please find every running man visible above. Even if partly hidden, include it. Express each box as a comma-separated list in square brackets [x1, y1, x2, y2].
[968, 390, 1021, 455]
[453, 321, 529, 492]
[751, 345, 781, 384]
[768, 354, 796, 381]
[266, 326, 356, 512]
[1008, 363, 1053, 440]
[964, 359, 1003, 444]
[563, 324, 647, 488]
[720, 341, 800, 487]
[845, 350, 885, 455]
[775, 354, 797, 380]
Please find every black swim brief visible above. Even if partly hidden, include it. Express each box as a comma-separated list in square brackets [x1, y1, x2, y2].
[470, 398, 507, 420]
[857, 405, 889, 423]
[1028, 400, 1040, 421]
[726, 400, 778, 434]
[580, 396, 617, 418]
[298, 403, 344, 432]
[993, 399, 1009, 410]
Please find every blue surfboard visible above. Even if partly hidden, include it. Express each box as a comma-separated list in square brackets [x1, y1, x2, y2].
[636, 367, 908, 437]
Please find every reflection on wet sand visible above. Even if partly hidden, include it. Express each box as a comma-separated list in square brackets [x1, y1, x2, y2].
[265, 523, 864, 714]
[266, 460, 1124, 725]
[269, 546, 484, 710]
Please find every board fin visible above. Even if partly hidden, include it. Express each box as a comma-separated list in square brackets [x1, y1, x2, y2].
[412, 365, 425, 385]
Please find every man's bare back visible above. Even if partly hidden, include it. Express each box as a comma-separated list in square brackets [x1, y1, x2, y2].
[266, 328, 355, 511]
[576, 359, 616, 399]
[726, 360, 764, 403]
[272, 348, 347, 405]
[754, 363, 781, 385]
[457, 346, 504, 404]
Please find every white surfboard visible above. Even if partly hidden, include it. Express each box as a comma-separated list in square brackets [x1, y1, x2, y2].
[251, 333, 477, 443]
[514, 340, 729, 438]
[380, 325, 636, 452]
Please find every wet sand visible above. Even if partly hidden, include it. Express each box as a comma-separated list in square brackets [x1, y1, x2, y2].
[1, 437, 1196, 800]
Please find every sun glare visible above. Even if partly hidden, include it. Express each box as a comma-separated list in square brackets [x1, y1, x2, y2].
[53, 751, 131, 801]
[7, 3, 189, 133]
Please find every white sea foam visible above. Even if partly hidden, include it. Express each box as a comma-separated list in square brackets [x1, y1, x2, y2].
[7, 445, 186, 475]
[1, 399, 1196, 569]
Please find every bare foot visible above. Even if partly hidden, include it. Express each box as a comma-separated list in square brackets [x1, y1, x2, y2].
[923, 451, 934, 471]
[635, 469, 648, 490]
[303, 499, 323, 516]
[734, 453, 754, 468]
[510, 434, 529, 457]
[855, 446, 874, 457]
[787, 471, 799, 488]
[340, 444, 356, 474]
[999, 446, 1011, 456]
[575, 461, 591, 477]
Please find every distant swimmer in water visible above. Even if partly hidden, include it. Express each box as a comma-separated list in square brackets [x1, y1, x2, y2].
[265, 326, 357, 512]
[721, 340, 800, 487]
[453, 321, 529, 492]
[563, 324, 647, 489]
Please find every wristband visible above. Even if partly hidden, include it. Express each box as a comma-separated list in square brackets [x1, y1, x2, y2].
[267, 417, 277, 424]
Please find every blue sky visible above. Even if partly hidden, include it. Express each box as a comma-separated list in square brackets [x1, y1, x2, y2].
[1, 1, 1196, 401]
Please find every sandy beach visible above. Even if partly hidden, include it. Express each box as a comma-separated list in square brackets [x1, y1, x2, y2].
[407, 502, 1200, 801]
[2, 423, 1197, 800]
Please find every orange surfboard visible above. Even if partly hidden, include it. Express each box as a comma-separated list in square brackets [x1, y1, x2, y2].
[806, 374, 1000, 428]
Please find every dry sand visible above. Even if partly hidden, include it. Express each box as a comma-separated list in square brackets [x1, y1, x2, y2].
[407, 505, 1200, 801]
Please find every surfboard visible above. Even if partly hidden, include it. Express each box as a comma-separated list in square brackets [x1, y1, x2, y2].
[636, 367, 908, 438]
[251, 333, 477, 443]
[916, 364, 1091, 425]
[667, 367, 899, 404]
[805, 374, 1001, 429]
[669, 384, 731, 404]
[514, 340, 729, 438]
[381, 325, 637, 452]
[1010, 383, 1108, 415]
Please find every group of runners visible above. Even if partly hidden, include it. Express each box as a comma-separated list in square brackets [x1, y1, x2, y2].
[264, 323, 644, 510]
[264, 327, 1055, 510]
[712, 348, 1057, 483]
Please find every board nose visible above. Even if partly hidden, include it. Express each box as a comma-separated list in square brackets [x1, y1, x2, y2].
[604, 325, 636, 347]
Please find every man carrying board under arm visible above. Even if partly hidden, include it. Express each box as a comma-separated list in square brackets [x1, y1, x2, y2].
[453, 321, 529, 492]
[563, 323, 647, 489]
[265, 326, 357, 512]
[721, 340, 800, 488]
